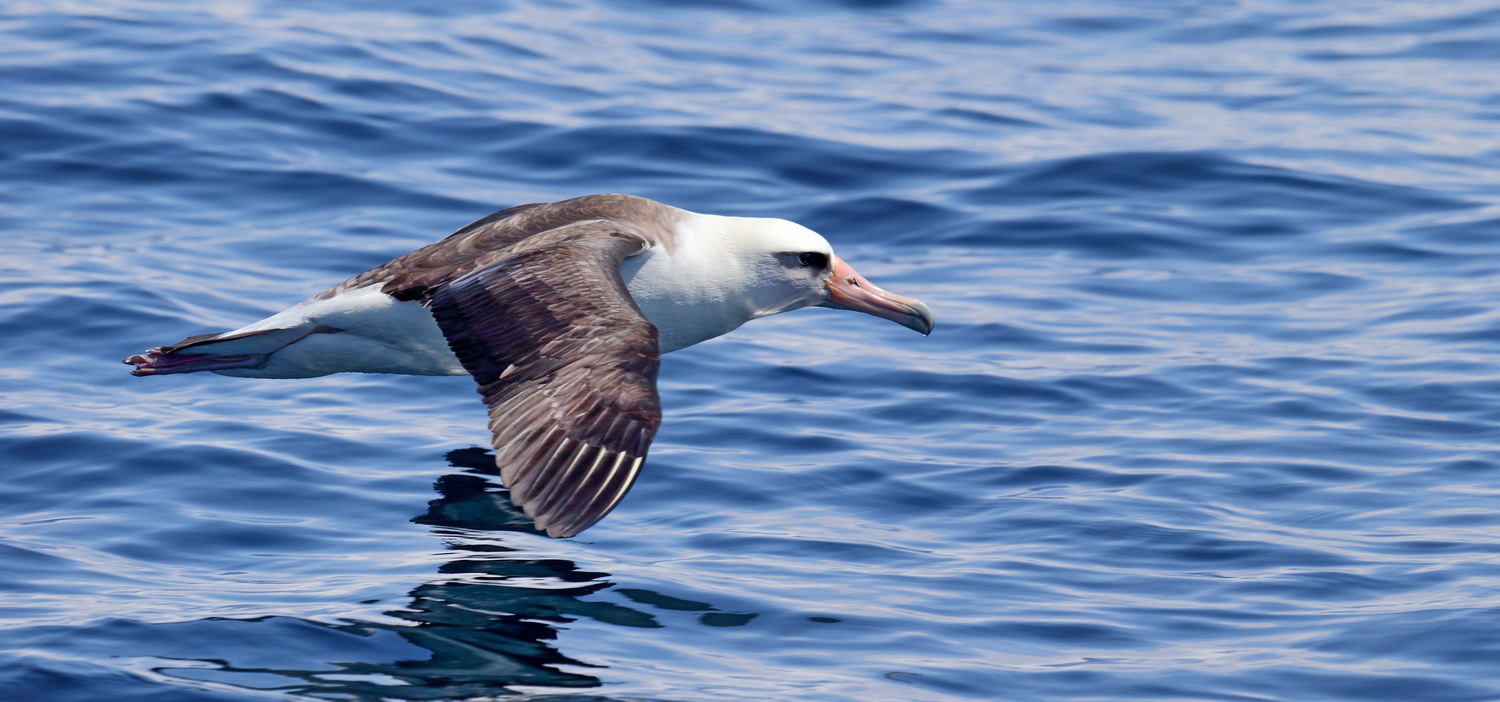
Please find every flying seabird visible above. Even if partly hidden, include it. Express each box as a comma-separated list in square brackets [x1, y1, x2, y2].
[125, 194, 935, 537]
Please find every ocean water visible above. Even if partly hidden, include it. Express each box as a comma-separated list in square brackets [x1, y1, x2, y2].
[4, 1, 1500, 700]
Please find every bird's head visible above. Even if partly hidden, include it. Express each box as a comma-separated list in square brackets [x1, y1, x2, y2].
[721, 217, 935, 336]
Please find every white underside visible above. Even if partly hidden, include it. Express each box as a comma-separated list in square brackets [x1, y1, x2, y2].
[214, 285, 466, 378]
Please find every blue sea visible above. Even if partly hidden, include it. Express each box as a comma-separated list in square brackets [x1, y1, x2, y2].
[5, 1, 1500, 700]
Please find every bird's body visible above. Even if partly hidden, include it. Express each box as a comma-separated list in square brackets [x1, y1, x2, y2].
[127, 194, 933, 537]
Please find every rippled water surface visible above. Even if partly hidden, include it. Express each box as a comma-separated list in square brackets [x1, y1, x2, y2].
[6, 1, 1500, 700]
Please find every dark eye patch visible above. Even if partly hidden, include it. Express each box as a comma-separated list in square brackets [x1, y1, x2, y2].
[798, 251, 829, 268]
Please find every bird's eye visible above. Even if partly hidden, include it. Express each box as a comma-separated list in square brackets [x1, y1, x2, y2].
[798, 251, 829, 268]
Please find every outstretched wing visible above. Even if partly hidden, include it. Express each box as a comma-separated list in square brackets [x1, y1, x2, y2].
[426, 222, 662, 538]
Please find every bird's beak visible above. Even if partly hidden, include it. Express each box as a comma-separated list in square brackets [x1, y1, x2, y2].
[817, 256, 935, 335]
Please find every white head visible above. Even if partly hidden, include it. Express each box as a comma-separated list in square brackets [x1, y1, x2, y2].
[623, 212, 935, 352]
[712, 216, 840, 319]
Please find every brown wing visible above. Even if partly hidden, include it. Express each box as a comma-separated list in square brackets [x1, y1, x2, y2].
[319, 193, 680, 302]
[426, 222, 662, 538]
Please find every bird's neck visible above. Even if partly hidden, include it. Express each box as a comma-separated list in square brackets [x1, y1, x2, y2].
[621, 213, 761, 353]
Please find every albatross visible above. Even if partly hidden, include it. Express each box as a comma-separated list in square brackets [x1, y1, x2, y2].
[125, 194, 935, 537]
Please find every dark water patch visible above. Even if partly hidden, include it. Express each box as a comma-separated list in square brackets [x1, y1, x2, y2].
[0, 653, 245, 702]
[989, 619, 1147, 648]
[0, 117, 92, 159]
[962, 321, 1162, 354]
[962, 463, 1151, 490]
[1041, 14, 1166, 36]
[688, 531, 932, 566]
[486, 125, 975, 204]
[1284, 6, 1500, 39]
[975, 152, 1469, 230]
[1404, 215, 1500, 249]
[1309, 38, 1500, 62]
[934, 106, 1042, 128]
[1055, 373, 1194, 403]
[942, 213, 1225, 259]
[1237, 569, 1419, 601]
[1372, 302, 1489, 326]
[1247, 669, 1499, 702]
[1310, 610, 1500, 666]
[802, 195, 965, 244]
[1074, 269, 1365, 305]
[1358, 380, 1500, 416]
[616, 0, 934, 13]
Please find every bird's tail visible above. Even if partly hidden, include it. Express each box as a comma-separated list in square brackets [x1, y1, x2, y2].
[123, 327, 315, 376]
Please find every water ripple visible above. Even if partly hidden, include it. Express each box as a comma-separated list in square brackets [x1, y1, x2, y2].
[5, 1, 1500, 700]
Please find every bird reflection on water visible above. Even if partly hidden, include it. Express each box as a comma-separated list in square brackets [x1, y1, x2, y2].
[145, 449, 757, 701]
